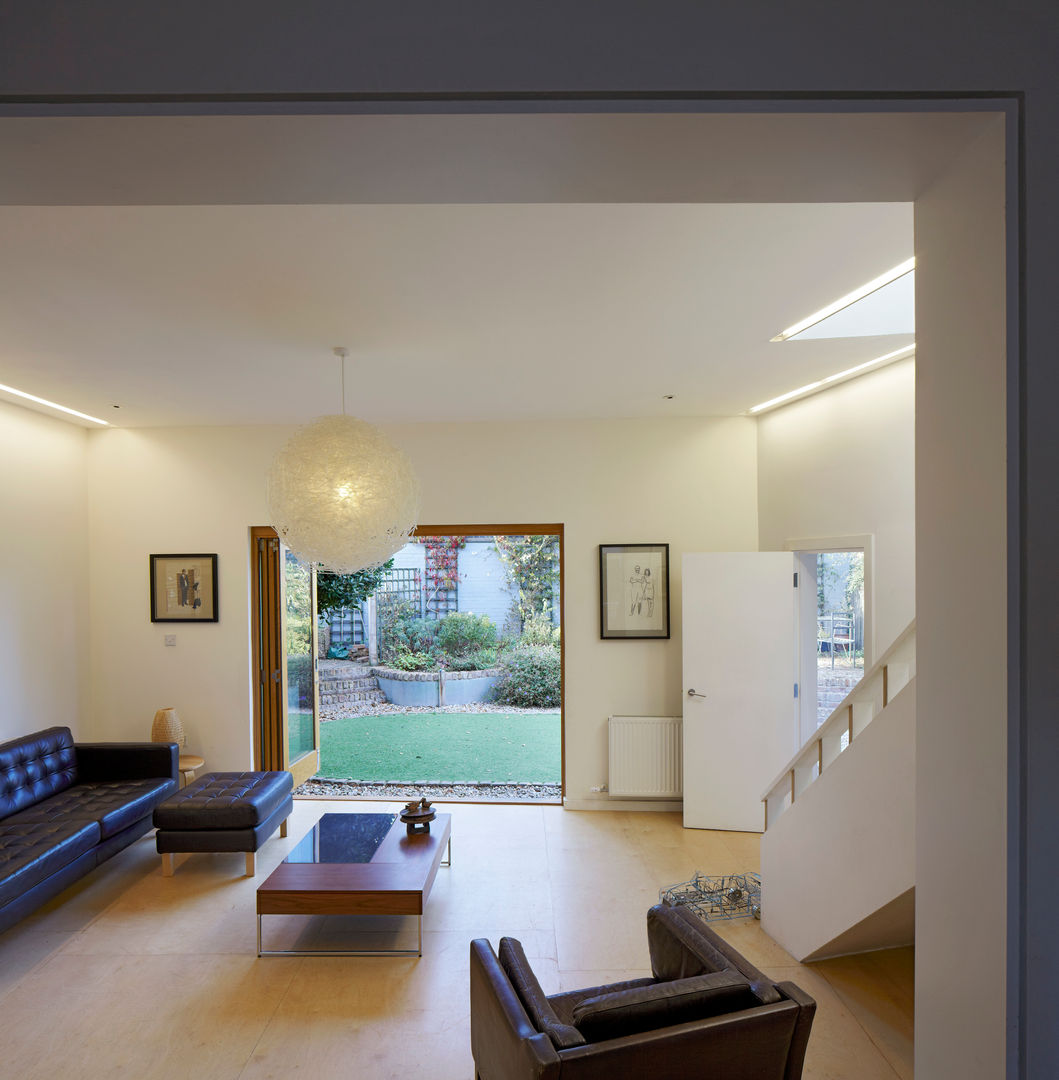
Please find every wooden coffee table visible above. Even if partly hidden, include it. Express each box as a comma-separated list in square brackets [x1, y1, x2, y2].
[256, 811, 451, 957]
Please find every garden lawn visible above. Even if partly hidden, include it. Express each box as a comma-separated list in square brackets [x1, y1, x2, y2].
[318, 712, 561, 784]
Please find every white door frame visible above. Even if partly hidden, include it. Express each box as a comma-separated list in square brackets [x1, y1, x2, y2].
[785, 533, 875, 664]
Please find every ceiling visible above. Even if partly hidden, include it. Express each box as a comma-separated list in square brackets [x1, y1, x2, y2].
[0, 111, 986, 428]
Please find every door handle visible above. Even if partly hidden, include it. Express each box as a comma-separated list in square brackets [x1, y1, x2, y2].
[687, 689, 707, 699]
[272, 670, 281, 683]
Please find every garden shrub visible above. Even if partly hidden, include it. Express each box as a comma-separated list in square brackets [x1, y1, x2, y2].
[376, 595, 418, 664]
[445, 648, 498, 672]
[398, 617, 440, 655]
[391, 649, 436, 671]
[519, 613, 560, 648]
[378, 605, 438, 666]
[381, 612, 501, 672]
[436, 612, 498, 657]
[493, 645, 561, 707]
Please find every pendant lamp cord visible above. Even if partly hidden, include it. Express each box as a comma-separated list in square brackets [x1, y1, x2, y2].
[334, 346, 350, 417]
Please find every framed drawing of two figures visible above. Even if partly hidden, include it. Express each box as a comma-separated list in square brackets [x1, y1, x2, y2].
[599, 543, 670, 639]
[150, 553, 218, 622]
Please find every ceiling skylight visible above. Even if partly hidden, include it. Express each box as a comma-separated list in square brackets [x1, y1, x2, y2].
[792, 270, 914, 339]
[770, 257, 915, 342]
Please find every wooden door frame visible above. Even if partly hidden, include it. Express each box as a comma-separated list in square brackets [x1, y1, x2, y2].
[250, 525, 320, 783]
[414, 523, 565, 798]
[250, 526, 282, 770]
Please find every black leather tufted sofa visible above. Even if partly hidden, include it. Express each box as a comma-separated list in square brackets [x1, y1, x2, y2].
[0, 726, 178, 935]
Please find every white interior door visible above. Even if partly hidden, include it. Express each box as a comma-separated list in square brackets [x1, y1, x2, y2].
[682, 552, 799, 831]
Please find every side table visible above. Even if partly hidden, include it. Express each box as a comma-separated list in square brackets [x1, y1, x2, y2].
[178, 753, 205, 787]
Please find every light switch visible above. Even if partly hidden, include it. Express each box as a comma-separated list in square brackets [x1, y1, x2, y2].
[164, 634, 177, 647]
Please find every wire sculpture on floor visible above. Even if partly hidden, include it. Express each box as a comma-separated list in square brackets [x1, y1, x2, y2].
[660, 871, 762, 921]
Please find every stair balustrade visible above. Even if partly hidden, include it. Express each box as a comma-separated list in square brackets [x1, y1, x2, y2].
[762, 619, 916, 830]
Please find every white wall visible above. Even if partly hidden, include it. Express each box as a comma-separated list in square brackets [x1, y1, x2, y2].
[0, 401, 89, 741]
[85, 416, 758, 801]
[757, 356, 916, 658]
[914, 117, 1008, 1080]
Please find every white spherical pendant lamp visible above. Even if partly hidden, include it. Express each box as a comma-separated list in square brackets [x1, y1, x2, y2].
[267, 349, 421, 573]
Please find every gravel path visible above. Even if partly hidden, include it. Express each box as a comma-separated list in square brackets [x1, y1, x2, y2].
[319, 701, 558, 723]
[296, 778, 561, 802]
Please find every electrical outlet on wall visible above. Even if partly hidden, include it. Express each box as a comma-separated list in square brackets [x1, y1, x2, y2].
[164, 634, 176, 646]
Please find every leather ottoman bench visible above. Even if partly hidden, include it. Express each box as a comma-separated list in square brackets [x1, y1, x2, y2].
[153, 771, 293, 877]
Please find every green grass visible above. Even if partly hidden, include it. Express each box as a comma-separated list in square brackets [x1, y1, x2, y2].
[317, 712, 561, 783]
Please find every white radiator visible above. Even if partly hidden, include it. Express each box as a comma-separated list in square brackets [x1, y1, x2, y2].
[608, 715, 683, 798]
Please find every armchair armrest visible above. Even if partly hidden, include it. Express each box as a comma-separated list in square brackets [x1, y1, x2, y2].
[75, 742, 180, 784]
[775, 982, 816, 1080]
[557, 1000, 802, 1080]
[470, 939, 560, 1080]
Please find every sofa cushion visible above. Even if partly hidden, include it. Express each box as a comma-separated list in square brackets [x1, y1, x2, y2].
[549, 976, 659, 1027]
[7, 779, 176, 839]
[498, 937, 586, 1050]
[0, 819, 100, 908]
[571, 969, 756, 1042]
[0, 728, 77, 821]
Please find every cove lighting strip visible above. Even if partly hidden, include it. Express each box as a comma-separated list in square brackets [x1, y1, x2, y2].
[770, 257, 916, 342]
[749, 344, 916, 415]
[0, 381, 109, 426]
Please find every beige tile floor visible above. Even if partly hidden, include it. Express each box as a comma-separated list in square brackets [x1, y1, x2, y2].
[0, 801, 912, 1079]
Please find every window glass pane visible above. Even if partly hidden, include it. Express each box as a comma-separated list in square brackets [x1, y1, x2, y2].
[285, 549, 315, 761]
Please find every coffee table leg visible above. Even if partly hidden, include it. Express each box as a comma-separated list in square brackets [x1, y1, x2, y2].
[257, 914, 428, 958]
[441, 836, 452, 867]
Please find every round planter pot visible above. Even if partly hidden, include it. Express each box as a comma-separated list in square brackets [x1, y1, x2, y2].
[373, 668, 499, 706]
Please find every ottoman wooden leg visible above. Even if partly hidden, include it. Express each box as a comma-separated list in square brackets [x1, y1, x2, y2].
[280, 818, 288, 838]
[161, 853, 175, 877]
[245, 851, 256, 877]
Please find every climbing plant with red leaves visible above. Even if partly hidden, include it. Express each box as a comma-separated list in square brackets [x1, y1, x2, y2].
[415, 535, 465, 613]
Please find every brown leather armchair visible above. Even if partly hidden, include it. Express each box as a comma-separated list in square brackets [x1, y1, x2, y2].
[470, 903, 815, 1080]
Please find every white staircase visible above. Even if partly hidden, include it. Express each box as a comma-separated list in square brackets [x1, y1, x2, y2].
[760, 622, 916, 962]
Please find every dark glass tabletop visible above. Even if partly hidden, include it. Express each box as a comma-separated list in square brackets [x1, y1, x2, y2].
[284, 813, 397, 865]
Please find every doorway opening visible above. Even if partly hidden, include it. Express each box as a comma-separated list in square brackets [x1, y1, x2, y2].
[304, 523, 564, 803]
[815, 549, 866, 722]
[788, 535, 872, 740]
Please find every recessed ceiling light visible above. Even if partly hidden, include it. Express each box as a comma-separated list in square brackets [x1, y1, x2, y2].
[0, 382, 109, 426]
[770, 257, 916, 342]
[749, 345, 915, 415]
